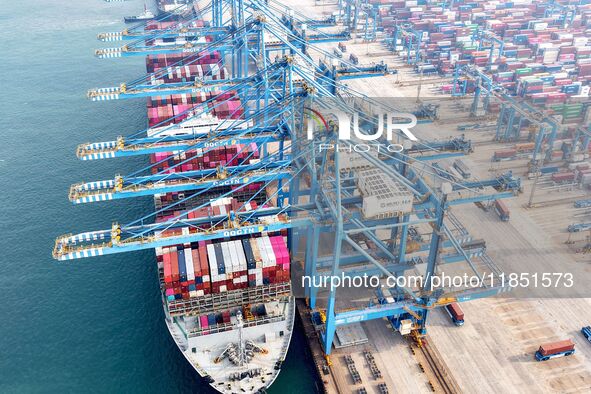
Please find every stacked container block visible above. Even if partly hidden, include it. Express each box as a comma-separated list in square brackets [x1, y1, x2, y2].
[144, 25, 292, 332]
[381, 0, 591, 118]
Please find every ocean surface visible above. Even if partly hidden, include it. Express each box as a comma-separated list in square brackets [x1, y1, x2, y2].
[0, 1, 318, 392]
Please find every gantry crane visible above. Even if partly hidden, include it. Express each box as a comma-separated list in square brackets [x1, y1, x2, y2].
[54, 0, 522, 357]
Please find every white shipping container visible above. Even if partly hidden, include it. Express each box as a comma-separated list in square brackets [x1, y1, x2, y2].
[543, 53, 559, 64]
[234, 240, 247, 270]
[207, 244, 218, 275]
[263, 236, 277, 266]
[444, 11, 456, 20]
[228, 241, 239, 272]
[571, 153, 586, 163]
[576, 86, 590, 98]
[221, 242, 232, 273]
[574, 37, 588, 46]
[257, 237, 269, 268]
[185, 247, 195, 281]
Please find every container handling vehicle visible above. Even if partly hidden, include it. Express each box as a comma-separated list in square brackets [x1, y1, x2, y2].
[581, 326, 591, 342]
[535, 339, 575, 361]
[445, 303, 464, 326]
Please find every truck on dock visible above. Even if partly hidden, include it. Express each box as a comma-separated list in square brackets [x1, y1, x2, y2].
[493, 149, 517, 162]
[494, 200, 510, 221]
[445, 303, 464, 326]
[535, 339, 575, 361]
[581, 326, 591, 342]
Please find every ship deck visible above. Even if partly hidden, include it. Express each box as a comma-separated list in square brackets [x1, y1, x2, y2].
[166, 298, 295, 393]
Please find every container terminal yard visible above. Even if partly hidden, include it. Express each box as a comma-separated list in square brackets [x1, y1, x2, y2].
[49, 0, 591, 392]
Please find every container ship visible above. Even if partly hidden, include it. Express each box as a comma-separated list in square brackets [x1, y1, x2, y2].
[140, 7, 295, 394]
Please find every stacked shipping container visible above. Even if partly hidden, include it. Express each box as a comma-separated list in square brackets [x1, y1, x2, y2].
[383, 0, 591, 121]
[150, 143, 260, 173]
[145, 51, 234, 127]
[144, 28, 292, 334]
[161, 235, 291, 300]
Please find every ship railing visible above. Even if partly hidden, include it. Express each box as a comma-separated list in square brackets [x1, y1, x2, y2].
[187, 314, 286, 338]
[165, 282, 292, 316]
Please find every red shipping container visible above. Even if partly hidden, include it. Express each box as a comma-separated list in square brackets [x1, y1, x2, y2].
[552, 172, 575, 182]
[170, 252, 180, 282]
[538, 340, 575, 356]
[163, 253, 172, 284]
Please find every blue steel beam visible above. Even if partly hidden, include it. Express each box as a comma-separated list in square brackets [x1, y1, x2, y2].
[97, 26, 232, 42]
[69, 161, 292, 203]
[54, 219, 312, 261]
[77, 128, 284, 160]
[331, 281, 510, 327]
[96, 29, 350, 58]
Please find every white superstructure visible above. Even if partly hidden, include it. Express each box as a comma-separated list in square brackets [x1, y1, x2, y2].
[147, 112, 251, 138]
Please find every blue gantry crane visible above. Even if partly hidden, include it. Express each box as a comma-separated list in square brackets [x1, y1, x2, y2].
[54, 0, 522, 360]
[452, 65, 568, 169]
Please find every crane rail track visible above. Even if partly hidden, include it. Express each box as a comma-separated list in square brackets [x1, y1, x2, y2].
[411, 336, 461, 394]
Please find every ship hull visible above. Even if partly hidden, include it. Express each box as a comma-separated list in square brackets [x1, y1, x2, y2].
[163, 297, 295, 393]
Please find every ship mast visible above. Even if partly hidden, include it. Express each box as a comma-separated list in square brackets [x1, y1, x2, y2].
[236, 311, 246, 366]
